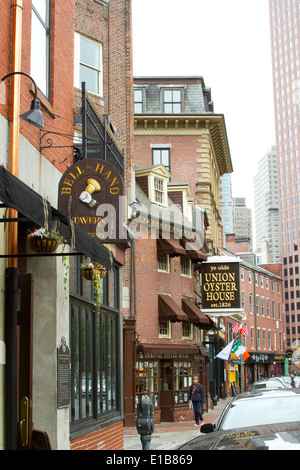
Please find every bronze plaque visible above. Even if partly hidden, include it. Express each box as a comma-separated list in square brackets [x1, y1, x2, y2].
[58, 158, 124, 241]
[202, 262, 240, 311]
[57, 337, 70, 408]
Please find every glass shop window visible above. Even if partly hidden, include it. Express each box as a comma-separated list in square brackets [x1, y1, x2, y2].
[69, 253, 121, 428]
[174, 362, 193, 406]
[136, 361, 159, 408]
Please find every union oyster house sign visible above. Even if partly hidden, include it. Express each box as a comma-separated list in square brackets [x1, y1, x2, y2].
[58, 159, 125, 241]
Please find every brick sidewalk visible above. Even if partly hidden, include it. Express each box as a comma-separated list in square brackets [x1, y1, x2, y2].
[124, 396, 233, 437]
[124, 411, 220, 436]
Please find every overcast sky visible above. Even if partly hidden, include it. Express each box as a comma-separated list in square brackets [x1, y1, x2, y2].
[132, 0, 276, 213]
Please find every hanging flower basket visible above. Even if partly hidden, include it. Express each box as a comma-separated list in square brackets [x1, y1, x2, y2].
[28, 228, 65, 254]
[81, 262, 106, 308]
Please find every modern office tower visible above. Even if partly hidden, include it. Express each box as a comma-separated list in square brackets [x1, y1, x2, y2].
[232, 197, 253, 250]
[220, 173, 234, 248]
[269, 0, 300, 347]
[254, 146, 280, 263]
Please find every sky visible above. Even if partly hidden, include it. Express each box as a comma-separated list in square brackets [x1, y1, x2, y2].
[131, 0, 276, 213]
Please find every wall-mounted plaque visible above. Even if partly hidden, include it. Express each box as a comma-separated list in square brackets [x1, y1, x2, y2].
[57, 337, 70, 409]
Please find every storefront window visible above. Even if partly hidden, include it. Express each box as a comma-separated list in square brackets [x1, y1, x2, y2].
[69, 254, 121, 429]
[174, 362, 192, 405]
[136, 361, 159, 408]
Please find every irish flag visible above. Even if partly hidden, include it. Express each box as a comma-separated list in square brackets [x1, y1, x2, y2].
[232, 341, 250, 361]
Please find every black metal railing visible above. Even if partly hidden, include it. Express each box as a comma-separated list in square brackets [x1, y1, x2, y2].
[81, 83, 124, 179]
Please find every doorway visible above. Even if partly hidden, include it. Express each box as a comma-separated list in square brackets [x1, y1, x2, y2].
[160, 361, 173, 422]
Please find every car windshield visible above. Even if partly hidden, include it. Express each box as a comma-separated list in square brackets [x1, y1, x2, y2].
[220, 396, 300, 430]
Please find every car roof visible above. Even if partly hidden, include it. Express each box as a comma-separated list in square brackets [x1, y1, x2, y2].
[232, 388, 300, 402]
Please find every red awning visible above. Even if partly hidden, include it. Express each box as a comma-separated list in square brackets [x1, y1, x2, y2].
[158, 294, 189, 322]
[157, 238, 186, 257]
[182, 241, 207, 262]
[182, 298, 216, 329]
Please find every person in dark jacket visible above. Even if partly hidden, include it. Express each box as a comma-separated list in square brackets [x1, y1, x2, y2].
[188, 376, 206, 426]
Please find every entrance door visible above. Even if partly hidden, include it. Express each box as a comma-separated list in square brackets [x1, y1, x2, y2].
[18, 274, 34, 450]
[160, 361, 173, 422]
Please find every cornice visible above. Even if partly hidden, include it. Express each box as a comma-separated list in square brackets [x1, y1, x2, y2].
[134, 114, 233, 176]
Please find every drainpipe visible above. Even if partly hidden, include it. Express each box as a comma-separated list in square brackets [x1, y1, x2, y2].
[7, 0, 23, 267]
[5, 0, 23, 450]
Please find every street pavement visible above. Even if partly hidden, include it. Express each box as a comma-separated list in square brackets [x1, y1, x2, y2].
[123, 396, 233, 451]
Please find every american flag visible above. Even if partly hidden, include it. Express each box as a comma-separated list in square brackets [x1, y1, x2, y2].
[231, 321, 239, 333]
[239, 322, 248, 337]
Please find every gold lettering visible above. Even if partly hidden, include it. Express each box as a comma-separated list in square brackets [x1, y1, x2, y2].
[61, 187, 71, 195]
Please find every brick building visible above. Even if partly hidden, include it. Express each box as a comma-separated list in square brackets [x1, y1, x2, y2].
[124, 164, 215, 424]
[128, 76, 235, 420]
[0, 0, 133, 451]
[225, 234, 285, 390]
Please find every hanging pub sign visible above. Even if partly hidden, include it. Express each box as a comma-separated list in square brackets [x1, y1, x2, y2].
[201, 257, 242, 316]
[58, 159, 125, 241]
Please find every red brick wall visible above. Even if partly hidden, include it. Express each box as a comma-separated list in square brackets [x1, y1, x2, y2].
[0, 0, 75, 173]
[135, 236, 197, 344]
[134, 135, 200, 200]
[70, 422, 124, 451]
[240, 265, 284, 353]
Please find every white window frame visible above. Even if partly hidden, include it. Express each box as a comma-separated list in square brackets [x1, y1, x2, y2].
[182, 322, 193, 339]
[149, 174, 168, 207]
[31, 0, 50, 98]
[181, 258, 192, 277]
[74, 32, 103, 96]
[159, 320, 171, 338]
[157, 254, 170, 273]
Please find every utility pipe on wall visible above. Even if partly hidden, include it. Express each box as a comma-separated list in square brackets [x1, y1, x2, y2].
[8, 0, 23, 268]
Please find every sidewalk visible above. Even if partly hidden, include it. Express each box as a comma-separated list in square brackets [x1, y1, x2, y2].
[123, 396, 233, 451]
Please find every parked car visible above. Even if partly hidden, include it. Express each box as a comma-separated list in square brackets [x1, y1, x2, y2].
[250, 378, 287, 391]
[178, 389, 300, 450]
[280, 375, 300, 388]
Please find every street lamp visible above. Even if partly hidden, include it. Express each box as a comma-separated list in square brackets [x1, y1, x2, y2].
[0, 71, 44, 129]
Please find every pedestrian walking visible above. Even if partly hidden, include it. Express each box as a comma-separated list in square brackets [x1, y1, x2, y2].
[188, 376, 205, 426]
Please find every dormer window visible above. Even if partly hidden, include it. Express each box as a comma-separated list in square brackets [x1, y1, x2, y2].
[162, 89, 182, 113]
[154, 176, 164, 204]
[135, 164, 170, 208]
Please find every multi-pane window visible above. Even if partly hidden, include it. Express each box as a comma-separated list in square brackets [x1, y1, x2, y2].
[163, 89, 182, 113]
[154, 176, 164, 204]
[159, 321, 171, 337]
[157, 254, 169, 272]
[261, 298, 265, 317]
[70, 300, 118, 420]
[31, 0, 50, 98]
[249, 294, 253, 314]
[174, 362, 193, 405]
[136, 361, 159, 408]
[74, 33, 103, 95]
[181, 259, 191, 277]
[152, 148, 170, 173]
[134, 88, 143, 113]
[182, 322, 192, 339]
[69, 254, 121, 427]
